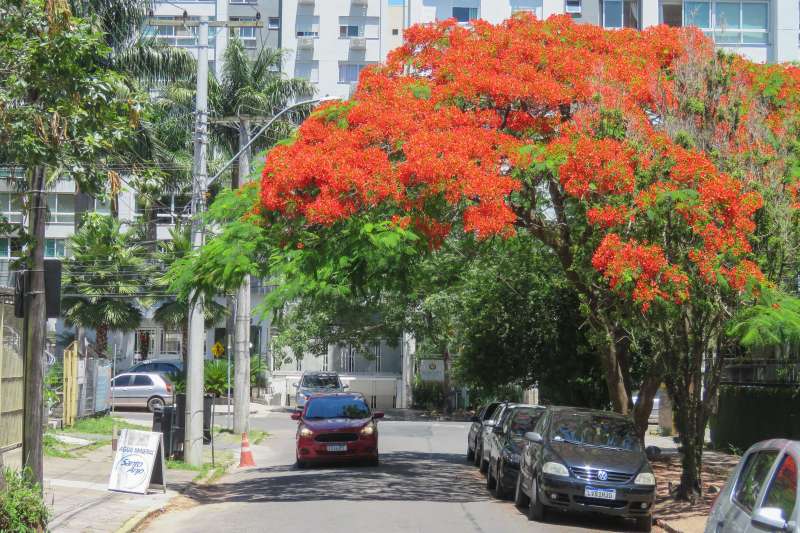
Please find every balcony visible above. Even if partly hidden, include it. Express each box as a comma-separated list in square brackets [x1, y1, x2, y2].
[297, 37, 315, 50]
[349, 37, 367, 50]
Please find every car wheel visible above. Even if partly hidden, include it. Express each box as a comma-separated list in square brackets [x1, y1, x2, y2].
[527, 477, 546, 522]
[514, 473, 530, 508]
[473, 443, 482, 467]
[486, 460, 497, 490]
[467, 443, 475, 462]
[492, 461, 506, 499]
[368, 454, 380, 467]
[635, 515, 652, 532]
[296, 459, 307, 469]
[147, 396, 164, 412]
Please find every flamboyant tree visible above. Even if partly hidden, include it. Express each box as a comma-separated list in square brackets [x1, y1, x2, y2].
[256, 15, 800, 499]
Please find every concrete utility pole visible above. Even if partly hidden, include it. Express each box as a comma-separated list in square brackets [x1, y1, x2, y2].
[185, 16, 209, 467]
[233, 119, 251, 435]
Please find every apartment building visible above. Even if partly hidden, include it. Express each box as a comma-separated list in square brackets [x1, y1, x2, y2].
[147, 0, 281, 77]
[403, 0, 799, 63]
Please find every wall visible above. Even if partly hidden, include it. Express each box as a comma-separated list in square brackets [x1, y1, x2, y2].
[0, 289, 24, 452]
[711, 385, 800, 453]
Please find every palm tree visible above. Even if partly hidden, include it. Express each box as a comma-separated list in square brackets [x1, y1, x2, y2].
[153, 225, 227, 361]
[62, 214, 149, 355]
[210, 36, 315, 187]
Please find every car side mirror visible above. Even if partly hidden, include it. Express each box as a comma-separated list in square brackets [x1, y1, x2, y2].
[484, 420, 495, 428]
[373, 411, 384, 419]
[525, 431, 543, 444]
[290, 412, 301, 421]
[751, 507, 790, 531]
[471, 415, 481, 423]
[492, 425, 503, 435]
[645, 446, 661, 461]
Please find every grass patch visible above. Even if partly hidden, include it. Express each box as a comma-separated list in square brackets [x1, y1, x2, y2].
[59, 415, 147, 436]
[43, 433, 74, 458]
[213, 427, 269, 445]
[166, 455, 232, 483]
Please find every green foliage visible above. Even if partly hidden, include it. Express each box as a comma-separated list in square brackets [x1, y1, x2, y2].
[59, 415, 146, 436]
[0, 468, 49, 533]
[412, 380, 446, 410]
[711, 385, 800, 452]
[203, 360, 230, 397]
[728, 290, 800, 348]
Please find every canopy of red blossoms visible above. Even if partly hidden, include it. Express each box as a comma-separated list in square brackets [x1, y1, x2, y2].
[261, 14, 800, 311]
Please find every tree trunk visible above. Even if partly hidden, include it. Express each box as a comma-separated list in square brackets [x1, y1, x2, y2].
[442, 346, 451, 415]
[182, 317, 189, 363]
[233, 118, 252, 434]
[23, 166, 47, 486]
[599, 318, 630, 414]
[95, 323, 108, 356]
[632, 366, 662, 441]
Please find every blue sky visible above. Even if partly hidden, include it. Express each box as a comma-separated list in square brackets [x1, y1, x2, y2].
[389, 0, 404, 5]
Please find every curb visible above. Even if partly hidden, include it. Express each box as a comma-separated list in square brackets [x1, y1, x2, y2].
[655, 518, 685, 533]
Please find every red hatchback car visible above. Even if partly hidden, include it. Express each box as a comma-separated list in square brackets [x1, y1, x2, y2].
[292, 393, 383, 468]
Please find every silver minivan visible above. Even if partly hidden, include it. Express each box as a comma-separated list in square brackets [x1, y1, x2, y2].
[110, 372, 174, 412]
[706, 439, 799, 533]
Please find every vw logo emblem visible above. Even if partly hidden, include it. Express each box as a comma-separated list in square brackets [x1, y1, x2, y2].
[597, 470, 608, 481]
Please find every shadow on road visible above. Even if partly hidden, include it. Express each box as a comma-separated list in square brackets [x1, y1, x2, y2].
[191, 451, 491, 504]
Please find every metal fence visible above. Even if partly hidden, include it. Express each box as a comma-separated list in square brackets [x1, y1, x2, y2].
[721, 358, 800, 386]
[0, 288, 23, 452]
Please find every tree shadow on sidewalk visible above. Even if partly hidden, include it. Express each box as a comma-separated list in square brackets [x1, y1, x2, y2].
[186, 451, 490, 504]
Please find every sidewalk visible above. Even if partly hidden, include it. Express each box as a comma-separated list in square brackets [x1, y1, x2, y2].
[3, 430, 243, 532]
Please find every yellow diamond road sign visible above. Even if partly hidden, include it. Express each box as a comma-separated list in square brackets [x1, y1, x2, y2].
[212, 341, 225, 358]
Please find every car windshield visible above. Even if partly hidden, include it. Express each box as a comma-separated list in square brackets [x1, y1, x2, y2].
[551, 413, 641, 451]
[509, 408, 544, 439]
[305, 397, 370, 419]
[301, 375, 340, 388]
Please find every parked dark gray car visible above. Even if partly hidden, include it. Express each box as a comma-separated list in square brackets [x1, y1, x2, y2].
[477, 401, 513, 472]
[705, 438, 799, 533]
[485, 405, 545, 499]
[467, 402, 501, 464]
[515, 406, 656, 532]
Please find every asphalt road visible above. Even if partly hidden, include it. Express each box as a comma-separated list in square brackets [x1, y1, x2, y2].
[129, 410, 642, 533]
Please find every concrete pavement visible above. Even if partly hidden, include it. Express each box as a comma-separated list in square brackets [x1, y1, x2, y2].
[143, 412, 643, 533]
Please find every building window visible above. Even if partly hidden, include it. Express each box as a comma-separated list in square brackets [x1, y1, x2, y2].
[661, 1, 768, 44]
[93, 198, 111, 215]
[392, 28, 399, 35]
[45, 238, 66, 258]
[161, 330, 182, 354]
[47, 193, 75, 224]
[0, 192, 23, 224]
[452, 7, 478, 23]
[268, 17, 280, 29]
[295, 62, 319, 83]
[0, 238, 21, 259]
[564, 0, 582, 14]
[339, 63, 367, 84]
[339, 25, 363, 38]
[231, 16, 257, 48]
[603, 0, 640, 29]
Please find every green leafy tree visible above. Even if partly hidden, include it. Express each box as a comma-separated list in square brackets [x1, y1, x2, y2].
[62, 214, 147, 354]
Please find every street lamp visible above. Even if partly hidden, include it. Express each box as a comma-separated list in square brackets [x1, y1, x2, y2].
[206, 95, 339, 188]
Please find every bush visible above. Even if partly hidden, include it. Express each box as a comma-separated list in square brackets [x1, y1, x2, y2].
[412, 380, 445, 410]
[0, 469, 49, 533]
[711, 385, 800, 452]
[168, 359, 234, 397]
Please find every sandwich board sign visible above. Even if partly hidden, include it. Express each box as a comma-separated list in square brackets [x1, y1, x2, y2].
[108, 429, 167, 494]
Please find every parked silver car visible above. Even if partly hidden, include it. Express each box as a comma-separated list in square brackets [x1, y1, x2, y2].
[293, 372, 348, 409]
[110, 372, 174, 412]
[706, 438, 799, 533]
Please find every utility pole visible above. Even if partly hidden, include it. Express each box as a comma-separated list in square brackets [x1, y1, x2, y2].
[233, 119, 251, 435]
[185, 16, 209, 467]
[23, 166, 47, 485]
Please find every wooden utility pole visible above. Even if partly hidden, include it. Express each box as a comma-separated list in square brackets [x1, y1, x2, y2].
[23, 165, 47, 485]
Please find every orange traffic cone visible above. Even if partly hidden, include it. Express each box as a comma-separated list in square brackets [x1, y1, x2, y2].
[239, 432, 256, 468]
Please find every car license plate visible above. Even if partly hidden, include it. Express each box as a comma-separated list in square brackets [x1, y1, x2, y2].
[585, 487, 616, 500]
[326, 444, 347, 452]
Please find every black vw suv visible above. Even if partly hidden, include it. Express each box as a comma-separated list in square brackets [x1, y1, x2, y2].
[515, 406, 656, 532]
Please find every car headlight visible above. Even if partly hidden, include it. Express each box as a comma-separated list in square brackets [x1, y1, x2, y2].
[360, 423, 375, 436]
[299, 426, 313, 438]
[634, 472, 656, 486]
[542, 461, 569, 477]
